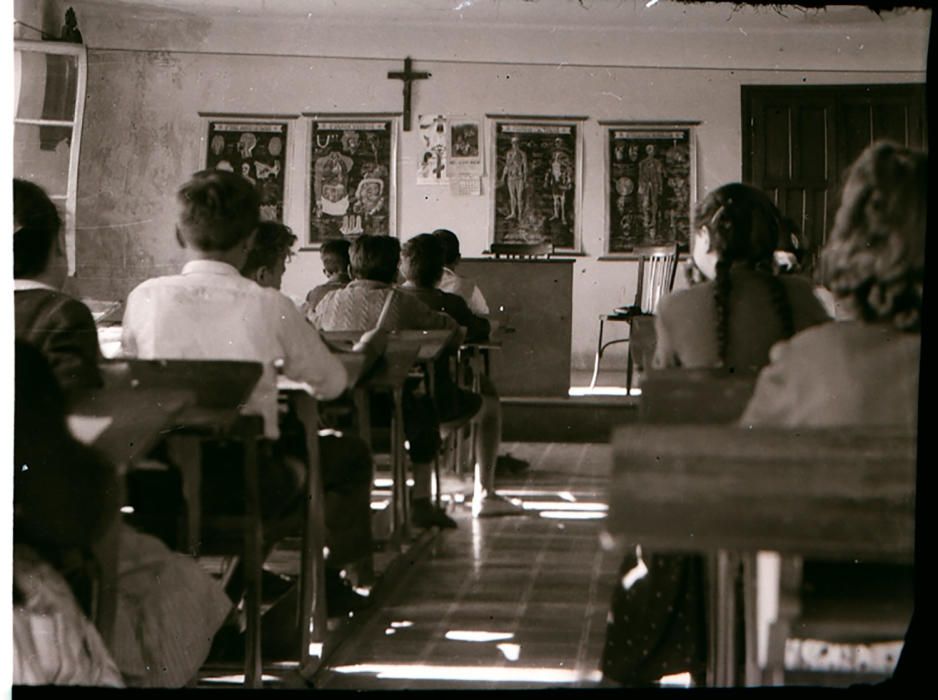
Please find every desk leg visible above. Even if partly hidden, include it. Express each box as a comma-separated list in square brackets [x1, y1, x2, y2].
[167, 435, 202, 556]
[390, 387, 409, 546]
[589, 318, 606, 389]
[294, 394, 328, 680]
[708, 549, 739, 687]
[242, 430, 263, 689]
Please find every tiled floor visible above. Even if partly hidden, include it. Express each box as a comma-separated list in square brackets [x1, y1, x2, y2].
[313, 442, 621, 690]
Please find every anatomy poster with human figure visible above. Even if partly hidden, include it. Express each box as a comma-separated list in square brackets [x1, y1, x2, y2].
[491, 119, 580, 251]
[309, 117, 395, 245]
[604, 124, 695, 255]
[205, 120, 288, 222]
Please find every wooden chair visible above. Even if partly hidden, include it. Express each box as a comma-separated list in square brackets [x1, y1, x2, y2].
[100, 358, 268, 687]
[589, 244, 679, 391]
[489, 241, 554, 259]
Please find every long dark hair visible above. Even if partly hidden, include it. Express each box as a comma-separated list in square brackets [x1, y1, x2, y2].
[693, 183, 794, 366]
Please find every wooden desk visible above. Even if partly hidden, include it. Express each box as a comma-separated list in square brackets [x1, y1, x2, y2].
[459, 258, 573, 397]
[70, 387, 194, 474]
[605, 424, 916, 686]
[67, 386, 195, 650]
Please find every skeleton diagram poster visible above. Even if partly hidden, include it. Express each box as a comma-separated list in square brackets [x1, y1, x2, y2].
[490, 119, 582, 251]
[417, 113, 448, 185]
[205, 120, 288, 222]
[604, 124, 696, 254]
[308, 117, 396, 244]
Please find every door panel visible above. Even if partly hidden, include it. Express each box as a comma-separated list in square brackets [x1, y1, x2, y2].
[743, 84, 926, 252]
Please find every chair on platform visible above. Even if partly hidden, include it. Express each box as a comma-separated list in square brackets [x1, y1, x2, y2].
[490, 241, 553, 259]
[589, 243, 679, 391]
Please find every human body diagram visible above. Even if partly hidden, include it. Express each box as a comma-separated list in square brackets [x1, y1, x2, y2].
[499, 136, 528, 220]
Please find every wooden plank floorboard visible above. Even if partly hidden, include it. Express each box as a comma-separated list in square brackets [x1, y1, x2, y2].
[313, 442, 619, 690]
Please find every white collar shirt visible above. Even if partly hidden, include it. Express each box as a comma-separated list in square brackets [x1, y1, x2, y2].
[121, 259, 347, 439]
[438, 267, 489, 317]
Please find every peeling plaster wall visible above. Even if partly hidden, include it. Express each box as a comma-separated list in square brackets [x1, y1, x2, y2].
[65, 2, 929, 370]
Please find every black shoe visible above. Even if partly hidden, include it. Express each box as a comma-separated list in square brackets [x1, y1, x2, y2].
[496, 453, 530, 475]
[326, 570, 370, 616]
[411, 499, 458, 529]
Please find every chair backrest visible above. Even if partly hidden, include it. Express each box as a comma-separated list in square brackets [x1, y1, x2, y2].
[633, 244, 679, 314]
[639, 367, 759, 424]
[490, 241, 554, 259]
[100, 358, 263, 411]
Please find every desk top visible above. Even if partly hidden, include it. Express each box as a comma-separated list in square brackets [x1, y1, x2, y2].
[322, 329, 455, 363]
[70, 387, 194, 474]
[606, 424, 916, 563]
[277, 352, 372, 395]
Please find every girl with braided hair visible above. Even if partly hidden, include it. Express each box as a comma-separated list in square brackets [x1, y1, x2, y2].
[653, 182, 830, 372]
[601, 184, 830, 687]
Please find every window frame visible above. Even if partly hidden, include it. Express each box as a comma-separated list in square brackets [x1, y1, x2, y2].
[14, 39, 88, 276]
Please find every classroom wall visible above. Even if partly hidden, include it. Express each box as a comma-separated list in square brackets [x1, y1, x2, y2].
[60, 1, 929, 371]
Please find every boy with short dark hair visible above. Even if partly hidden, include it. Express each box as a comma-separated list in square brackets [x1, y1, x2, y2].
[400, 234, 524, 518]
[305, 237, 352, 312]
[122, 171, 366, 609]
[240, 220, 378, 613]
[432, 228, 489, 317]
[311, 234, 469, 529]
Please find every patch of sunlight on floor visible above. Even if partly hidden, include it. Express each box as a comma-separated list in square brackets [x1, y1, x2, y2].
[332, 663, 603, 683]
[568, 386, 641, 397]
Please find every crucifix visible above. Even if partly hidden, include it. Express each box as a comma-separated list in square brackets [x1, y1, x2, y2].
[388, 56, 430, 132]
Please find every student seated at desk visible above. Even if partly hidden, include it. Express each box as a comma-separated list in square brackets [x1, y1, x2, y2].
[304, 237, 352, 313]
[13, 341, 123, 686]
[240, 220, 377, 614]
[121, 171, 378, 610]
[432, 227, 529, 476]
[653, 183, 831, 372]
[399, 233, 524, 518]
[14, 340, 232, 687]
[311, 234, 477, 530]
[740, 141, 923, 679]
[13, 178, 103, 406]
[602, 182, 830, 687]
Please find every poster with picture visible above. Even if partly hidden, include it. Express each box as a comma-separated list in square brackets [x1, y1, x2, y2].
[490, 118, 583, 251]
[604, 123, 696, 255]
[308, 116, 396, 245]
[417, 113, 449, 185]
[448, 117, 483, 176]
[205, 120, 288, 222]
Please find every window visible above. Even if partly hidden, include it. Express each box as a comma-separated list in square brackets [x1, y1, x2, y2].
[14, 39, 87, 275]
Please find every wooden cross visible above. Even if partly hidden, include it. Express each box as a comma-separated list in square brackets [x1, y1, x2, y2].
[387, 57, 430, 131]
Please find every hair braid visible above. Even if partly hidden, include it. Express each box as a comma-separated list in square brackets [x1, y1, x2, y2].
[712, 258, 733, 367]
[764, 272, 795, 341]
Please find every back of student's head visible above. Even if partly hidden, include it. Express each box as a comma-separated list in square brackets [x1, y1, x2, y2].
[432, 228, 461, 267]
[321, 238, 352, 276]
[176, 169, 260, 251]
[242, 221, 297, 279]
[402, 233, 445, 288]
[821, 140, 927, 332]
[13, 178, 62, 279]
[694, 183, 792, 367]
[694, 183, 782, 270]
[350, 234, 400, 284]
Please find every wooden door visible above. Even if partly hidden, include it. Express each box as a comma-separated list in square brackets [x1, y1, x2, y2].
[743, 84, 927, 253]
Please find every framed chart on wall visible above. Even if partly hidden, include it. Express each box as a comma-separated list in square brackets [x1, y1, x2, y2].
[305, 114, 398, 247]
[202, 116, 291, 223]
[488, 115, 586, 252]
[602, 122, 698, 256]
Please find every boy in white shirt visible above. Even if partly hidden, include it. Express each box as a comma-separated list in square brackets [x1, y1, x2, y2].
[122, 171, 372, 612]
